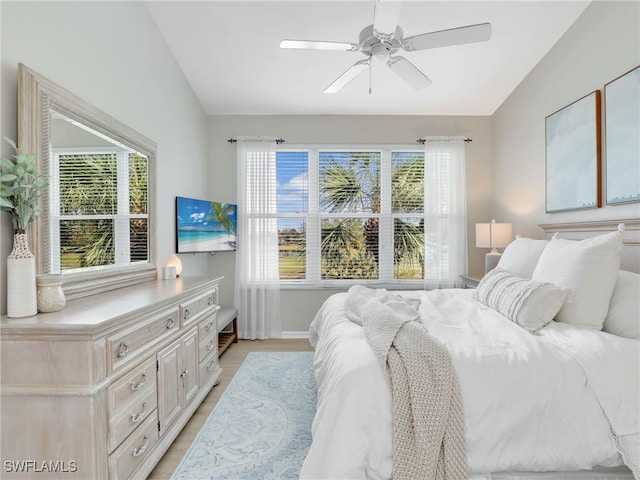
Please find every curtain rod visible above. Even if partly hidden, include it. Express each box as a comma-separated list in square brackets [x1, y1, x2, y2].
[228, 137, 468, 145]
[416, 137, 472, 144]
[228, 138, 285, 144]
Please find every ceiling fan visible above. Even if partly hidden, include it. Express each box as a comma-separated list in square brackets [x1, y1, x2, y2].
[280, 0, 491, 94]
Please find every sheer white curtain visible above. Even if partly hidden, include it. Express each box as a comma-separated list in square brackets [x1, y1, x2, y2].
[423, 136, 468, 288]
[234, 137, 282, 339]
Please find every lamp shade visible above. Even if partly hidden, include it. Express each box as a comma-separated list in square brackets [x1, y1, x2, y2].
[167, 254, 183, 277]
[475, 220, 513, 251]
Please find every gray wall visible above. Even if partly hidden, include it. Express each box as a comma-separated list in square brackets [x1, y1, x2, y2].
[492, 1, 640, 236]
[208, 115, 493, 332]
[0, 1, 211, 314]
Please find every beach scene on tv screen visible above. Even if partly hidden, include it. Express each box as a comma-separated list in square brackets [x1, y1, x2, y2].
[177, 197, 237, 252]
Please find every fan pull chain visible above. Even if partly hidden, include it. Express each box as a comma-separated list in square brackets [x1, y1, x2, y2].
[368, 58, 372, 95]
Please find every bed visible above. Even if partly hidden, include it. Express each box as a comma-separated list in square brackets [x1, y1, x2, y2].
[300, 221, 640, 480]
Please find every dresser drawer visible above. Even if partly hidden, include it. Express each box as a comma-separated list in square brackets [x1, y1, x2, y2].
[108, 386, 157, 453]
[198, 314, 217, 362]
[109, 411, 159, 480]
[181, 290, 218, 327]
[107, 308, 179, 372]
[108, 357, 157, 418]
[199, 315, 217, 339]
[199, 335, 217, 362]
[200, 354, 219, 387]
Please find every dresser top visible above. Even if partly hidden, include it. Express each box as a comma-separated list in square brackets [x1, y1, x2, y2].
[1, 276, 222, 338]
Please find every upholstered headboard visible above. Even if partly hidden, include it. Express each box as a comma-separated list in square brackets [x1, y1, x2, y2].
[539, 217, 640, 273]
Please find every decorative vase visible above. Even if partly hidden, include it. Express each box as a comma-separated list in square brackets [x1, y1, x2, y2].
[6, 231, 37, 318]
[36, 273, 66, 313]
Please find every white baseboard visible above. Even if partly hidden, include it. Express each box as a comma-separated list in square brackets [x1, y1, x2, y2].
[280, 331, 310, 339]
[236, 331, 310, 339]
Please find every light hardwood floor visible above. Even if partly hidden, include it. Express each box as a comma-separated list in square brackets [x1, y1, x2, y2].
[146, 338, 314, 479]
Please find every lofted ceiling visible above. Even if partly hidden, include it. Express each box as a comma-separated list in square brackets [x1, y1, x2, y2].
[145, 1, 590, 116]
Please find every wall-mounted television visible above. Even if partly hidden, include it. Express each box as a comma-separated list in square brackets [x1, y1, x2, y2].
[176, 196, 237, 253]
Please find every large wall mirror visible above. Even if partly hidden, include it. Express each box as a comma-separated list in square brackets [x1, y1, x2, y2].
[18, 64, 157, 299]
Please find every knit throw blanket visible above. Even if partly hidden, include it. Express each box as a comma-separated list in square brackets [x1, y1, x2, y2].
[344, 285, 467, 480]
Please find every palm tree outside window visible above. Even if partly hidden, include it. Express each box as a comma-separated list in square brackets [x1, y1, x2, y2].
[51, 147, 149, 273]
[274, 142, 467, 287]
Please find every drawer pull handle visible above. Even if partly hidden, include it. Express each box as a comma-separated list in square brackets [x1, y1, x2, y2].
[129, 372, 147, 391]
[207, 341, 215, 351]
[117, 341, 129, 358]
[130, 401, 148, 423]
[166, 317, 175, 329]
[131, 434, 149, 457]
[208, 296, 214, 305]
[184, 309, 190, 320]
[180, 369, 188, 387]
[206, 360, 216, 372]
[205, 321, 214, 333]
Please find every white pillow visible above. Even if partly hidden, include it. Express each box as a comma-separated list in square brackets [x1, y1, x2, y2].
[475, 267, 570, 331]
[531, 227, 624, 330]
[497, 236, 549, 279]
[603, 270, 640, 340]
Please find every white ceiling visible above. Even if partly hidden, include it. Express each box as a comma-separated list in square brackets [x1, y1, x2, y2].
[146, 1, 590, 116]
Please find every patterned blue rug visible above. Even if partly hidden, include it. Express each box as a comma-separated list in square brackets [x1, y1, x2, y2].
[171, 352, 316, 480]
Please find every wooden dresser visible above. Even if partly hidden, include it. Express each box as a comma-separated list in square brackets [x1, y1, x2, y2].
[0, 276, 223, 479]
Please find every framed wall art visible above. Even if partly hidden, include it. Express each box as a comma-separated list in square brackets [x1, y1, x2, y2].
[605, 65, 640, 205]
[545, 90, 601, 213]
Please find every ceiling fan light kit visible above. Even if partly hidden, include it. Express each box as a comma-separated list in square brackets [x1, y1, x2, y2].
[280, 0, 492, 94]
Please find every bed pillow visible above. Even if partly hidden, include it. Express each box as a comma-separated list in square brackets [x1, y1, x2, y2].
[531, 226, 624, 330]
[475, 267, 570, 331]
[497, 236, 549, 279]
[603, 270, 640, 340]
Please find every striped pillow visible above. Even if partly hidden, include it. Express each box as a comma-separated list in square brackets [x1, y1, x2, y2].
[475, 267, 569, 331]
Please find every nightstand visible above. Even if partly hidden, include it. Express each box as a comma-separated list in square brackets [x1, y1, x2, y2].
[459, 274, 481, 288]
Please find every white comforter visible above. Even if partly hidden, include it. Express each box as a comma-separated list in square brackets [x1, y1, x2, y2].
[301, 288, 640, 479]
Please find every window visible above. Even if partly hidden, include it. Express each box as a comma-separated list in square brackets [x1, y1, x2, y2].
[320, 151, 380, 280]
[275, 145, 465, 286]
[276, 151, 308, 280]
[392, 151, 425, 280]
[51, 147, 149, 273]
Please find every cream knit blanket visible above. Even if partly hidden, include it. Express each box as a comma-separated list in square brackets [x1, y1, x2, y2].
[344, 285, 467, 480]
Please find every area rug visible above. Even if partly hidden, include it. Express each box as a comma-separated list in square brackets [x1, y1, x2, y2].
[171, 351, 316, 480]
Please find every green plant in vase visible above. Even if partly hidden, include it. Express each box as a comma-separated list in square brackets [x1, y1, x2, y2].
[0, 137, 47, 235]
[1, 137, 47, 317]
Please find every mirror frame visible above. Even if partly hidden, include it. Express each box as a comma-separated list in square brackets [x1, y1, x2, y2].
[18, 63, 157, 300]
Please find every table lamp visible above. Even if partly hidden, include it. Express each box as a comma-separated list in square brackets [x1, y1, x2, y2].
[166, 254, 183, 277]
[476, 220, 512, 273]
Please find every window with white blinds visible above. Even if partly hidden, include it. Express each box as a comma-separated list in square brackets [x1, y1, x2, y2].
[51, 148, 149, 273]
[276, 151, 308, 280]
[392, 151, 425, 280]
[274, 146, 462, 285]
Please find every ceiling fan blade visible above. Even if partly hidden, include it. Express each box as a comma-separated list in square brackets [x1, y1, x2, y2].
[280, 40, 359, 52]
[373, 0, 402, 39]
[387, 56, 432, 90]
[402, 22, 492, 52]
[324, 59, 369, 94]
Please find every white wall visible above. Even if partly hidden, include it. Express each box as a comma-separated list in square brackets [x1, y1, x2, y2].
[208, 115, 493, 332]
[0, 1, 210, 315]
[492, 1, 640, 237]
